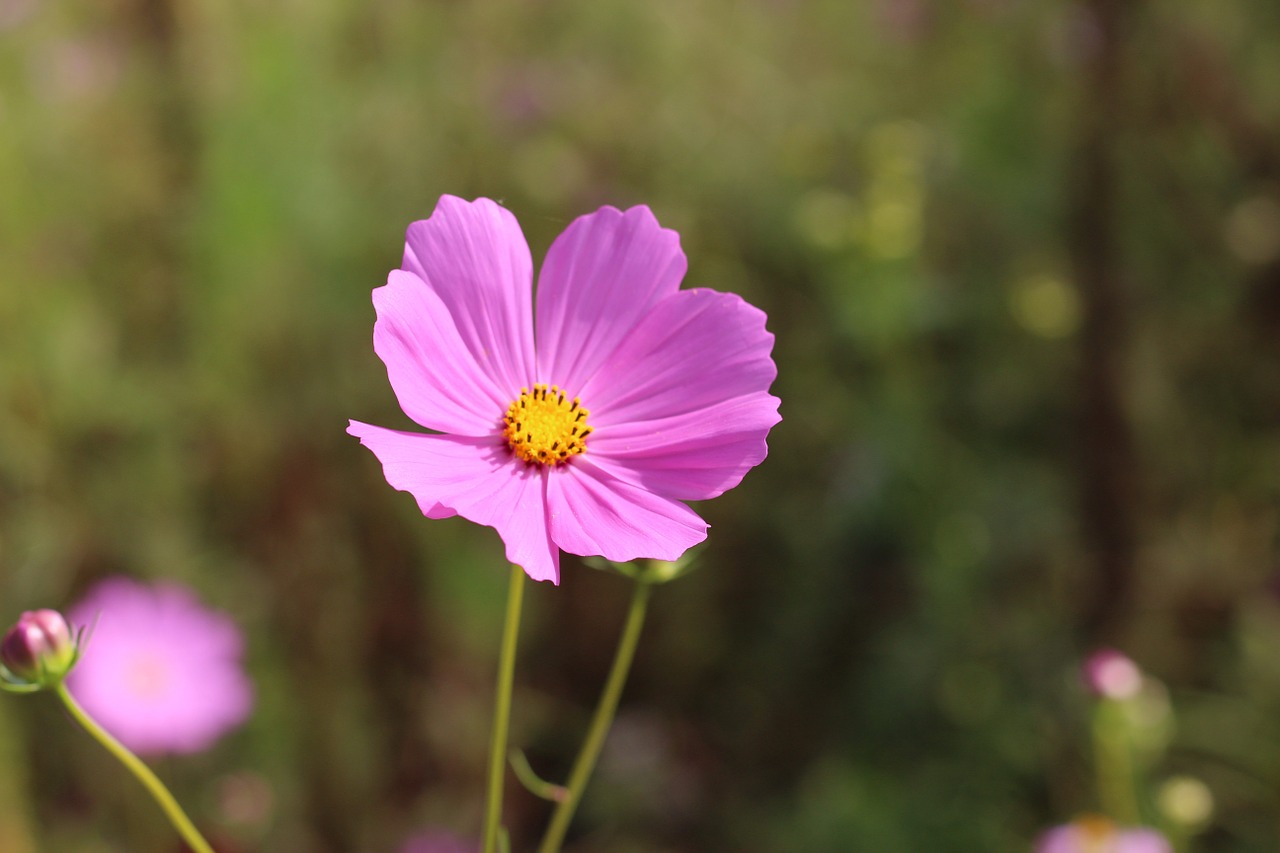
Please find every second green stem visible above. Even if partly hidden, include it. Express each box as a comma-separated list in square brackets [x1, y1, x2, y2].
[54, 683, 214, 853]
[1093, 699, 1141, 826]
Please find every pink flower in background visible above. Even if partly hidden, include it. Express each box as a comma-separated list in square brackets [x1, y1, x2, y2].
[1036, 817, 1172, 853]
[67, 578, 253, 754]
[1082, 648, 1143, 701]
[349, 196, 780, 584]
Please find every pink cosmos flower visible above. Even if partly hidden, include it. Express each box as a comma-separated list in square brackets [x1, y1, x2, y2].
[348, 196, 780, 584]
[66, 577, 253, 754]
[1036, 817, 1173, 853]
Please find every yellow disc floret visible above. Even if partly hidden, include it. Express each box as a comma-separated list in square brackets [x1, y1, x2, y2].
[502, 384, 593, 466]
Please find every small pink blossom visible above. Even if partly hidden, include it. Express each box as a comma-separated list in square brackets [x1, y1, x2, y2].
[349, 196, 780, 584]
[1082, 648, 1143, 700]
[1037, 817, 1172, 853]
[66, 578, 253, 754]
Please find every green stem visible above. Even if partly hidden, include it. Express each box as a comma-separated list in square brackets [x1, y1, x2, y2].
[0, 698, 37, 853]
[1092, 699, 1141, 826]
[54, 683, 214, 853]
[537, 579, 652, 853]
[483, 565, 526, 853]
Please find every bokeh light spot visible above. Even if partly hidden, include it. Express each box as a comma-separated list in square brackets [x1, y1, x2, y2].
[1224, 195, 1280, 265]
[1009, 274, 1080, 339]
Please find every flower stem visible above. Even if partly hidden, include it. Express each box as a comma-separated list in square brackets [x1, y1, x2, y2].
[53, 683, 214, 853]
[537, 578, 652, 853]
[483, 565, 526, 853]
[1092, 699, 1141, 826]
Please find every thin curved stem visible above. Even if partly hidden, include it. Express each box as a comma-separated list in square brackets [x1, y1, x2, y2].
[537, 579, 652, 853]
[483, 565, 526, 853]
[54, 683, 213, 853]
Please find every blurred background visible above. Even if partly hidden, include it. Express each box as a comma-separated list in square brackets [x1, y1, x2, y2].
[2, 0, 1280, 850]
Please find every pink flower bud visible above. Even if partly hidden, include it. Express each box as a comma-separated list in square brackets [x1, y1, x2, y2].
[1082, 648, 1143, 700]
[1, 609, 77, 686]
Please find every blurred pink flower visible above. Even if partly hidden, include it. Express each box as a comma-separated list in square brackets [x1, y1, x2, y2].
[349, 196, 780, 584]
[66, 578, 253, 754]
[1082, 648, 1143, 701]
[399, 829, 475, 853]
[1037, 817, 1172, 853]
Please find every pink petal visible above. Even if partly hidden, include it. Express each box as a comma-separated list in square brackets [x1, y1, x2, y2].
[65, 578, 253, 755]
[547, 460, 708, 563]
[347, 421, 560, 583]
[402, 196, 536, 398]
[371, 270, 512, 435]
[534, 206, 686, 392]
[579, 288, 779, 498]
[581, 288, 777, 422]
[1115, 830, 1174, 853]
[588, 394, 779, 501]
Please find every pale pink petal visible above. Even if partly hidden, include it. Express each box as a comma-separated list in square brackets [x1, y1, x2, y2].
[534, 206, 686, 392]
[588, 394, 779, 500]
[347, 421, 560, 582]
[402, 196, 536, 396]
[546, 460, 708, 563]
[582, 288, 776, 423]
[1035, 826, 1076, 853]
[65, 578, 252, 755]
[1036, 824, 1172, 853]
[577, 288, 778, 498]
[372, 270, 511, 435]
[1115, 830, 1174, 853]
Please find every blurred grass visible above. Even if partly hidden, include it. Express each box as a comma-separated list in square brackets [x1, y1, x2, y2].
[2, 0, 1280, 850]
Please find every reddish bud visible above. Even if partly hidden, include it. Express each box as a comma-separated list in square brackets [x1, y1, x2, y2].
[1, 609, 77, 687]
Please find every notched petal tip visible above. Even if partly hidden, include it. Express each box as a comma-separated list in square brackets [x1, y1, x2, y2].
[535, 202, 689, 390]
[399, 193, 536, 396]
[409, 194, 509, 233]
[347, 419, 384, 445]
[581, 203, 683, 251]
[517, 559, 561, 585]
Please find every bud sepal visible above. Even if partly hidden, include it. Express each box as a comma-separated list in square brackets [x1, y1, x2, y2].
[582, 550, 705, 586]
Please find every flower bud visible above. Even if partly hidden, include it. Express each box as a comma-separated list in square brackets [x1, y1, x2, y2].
[1, 609, 77, 688]
[1082, 648, 1143, 700]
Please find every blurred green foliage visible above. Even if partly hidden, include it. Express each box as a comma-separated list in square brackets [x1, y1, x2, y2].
[2, 0, 1280, 850]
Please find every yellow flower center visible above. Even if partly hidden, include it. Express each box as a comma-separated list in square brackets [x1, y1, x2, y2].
[502, 384, 593, 466]
[1076, 815, 1116, 851]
